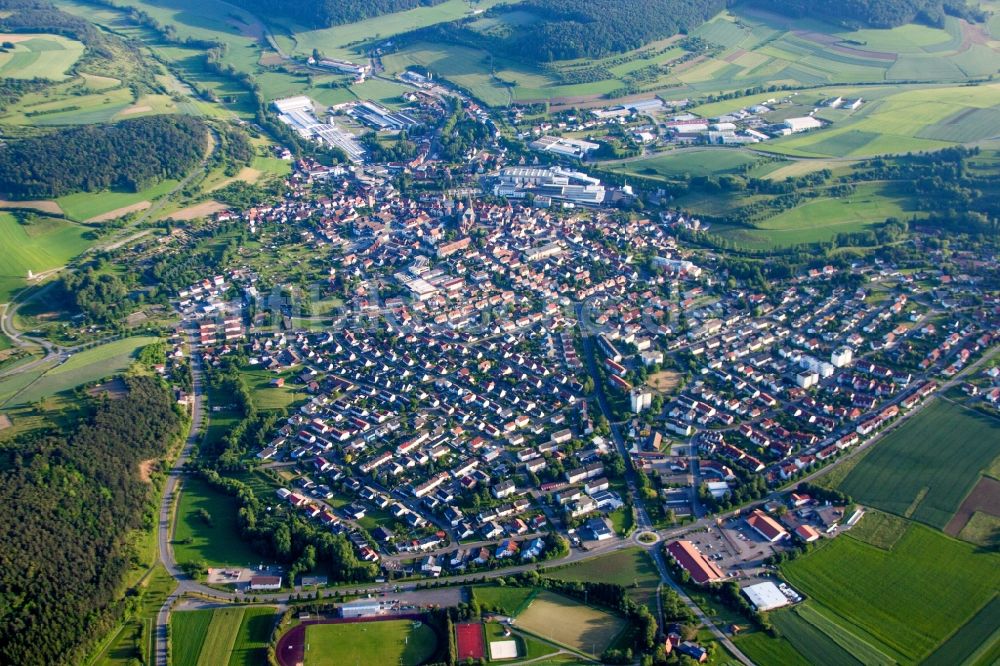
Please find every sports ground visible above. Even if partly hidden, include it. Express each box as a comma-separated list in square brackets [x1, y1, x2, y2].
[276, 615, 437, 666]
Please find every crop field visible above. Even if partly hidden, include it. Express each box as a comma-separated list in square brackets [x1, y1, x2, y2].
[0, 213, 92, 302]
[303, 619, 438, 666]
[787, 604, 895, 666]
[781, 521, 1000, 662]
[10, 336, 160, 405]
[762, 84, 1000, 158]
[923, 595, 1000, 666]
[515, 590, 627, 656]
[770, 608, 864, 666]
[957, 511, 1000, 548]
[734, 631, 810, 666]
[227, 607, 277, 666]
[838, 399, 1000, 529]
[56, 178, 180, 222]
[0, 33, 84, 80]
[173, 475, 262, 568]
[472, 585, 536, 616]
[195, 608, 245, 666]
[171, 610, 213, 666]
[540, 548, 660, 612]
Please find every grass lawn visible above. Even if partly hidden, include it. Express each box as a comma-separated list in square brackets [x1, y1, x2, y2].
[0, 33, 84, 80]
[781, 521, 1000, 662]
[241, 368, 305, 410]
[837, 399, 1000, 529]
[196, 607, 245, 666]
[515, 590, 627, 657]
[173, 476, 261, 568]
[91, 564, 176, 666]
[0, 212, 93, 302]
[228, 607, 277, 666]
[170, 610, 213, 666]
[11, 336, 160, 405]
[541, 548, 660, 612]
[473, 586, 536, 616]
[303, 619, 438, 666]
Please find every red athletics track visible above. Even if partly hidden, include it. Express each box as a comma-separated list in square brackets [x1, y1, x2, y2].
[455, 622, 485, 660]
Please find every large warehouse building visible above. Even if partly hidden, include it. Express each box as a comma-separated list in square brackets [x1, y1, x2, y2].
[665, 540, 725, 585]
[742, 582, 791, 612]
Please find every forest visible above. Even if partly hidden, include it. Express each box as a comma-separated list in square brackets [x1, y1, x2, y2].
[743, 0, 983, 28]
[242, 0, 446, 28]
[0, 115, 206, 199]
[0, 377, 183, 666]
[407, 0, 727, 61]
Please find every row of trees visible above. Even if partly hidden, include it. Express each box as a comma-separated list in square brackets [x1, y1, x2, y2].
[744, 0, 985, 29]
[0, 114, 206, 198]
[0, 376, 183, 665]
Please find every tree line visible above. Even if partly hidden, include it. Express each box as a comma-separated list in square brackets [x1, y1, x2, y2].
[742, 0, 985, 29]
[0, 376, 183, 665]
[0, 115, 207, 199]
[240, 0, 447, 29]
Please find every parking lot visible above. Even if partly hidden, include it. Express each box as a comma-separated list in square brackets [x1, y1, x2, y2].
[683, 519, 784, 582]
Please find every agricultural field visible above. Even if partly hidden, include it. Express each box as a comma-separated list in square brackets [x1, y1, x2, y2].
[303, 619, 438, 666]
[540, 548, 660, 612]
[514, 590, 627, 657]
[734, 631, 810, 666]
[922, 595, 1000, 666]
[843, 509, 909, 550]
[781, 521, 1000, 662]
[0, 213, 93, 302]
[769, 608, 867, 666]
[170, 610, 213, 666]
[7, 336, 160, 406]
[837, 399, 1000, 529]
[172, 475, 262, 568]
[0, 33, 84, 80]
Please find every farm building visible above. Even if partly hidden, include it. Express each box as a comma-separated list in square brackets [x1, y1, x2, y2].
[742, 582, 791, 612]
[666, 540, 725, 584]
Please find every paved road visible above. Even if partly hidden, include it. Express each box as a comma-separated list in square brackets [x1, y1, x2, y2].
[153, 325, 206, 666]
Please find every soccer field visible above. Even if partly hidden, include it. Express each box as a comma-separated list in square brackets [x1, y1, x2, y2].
[304, 620, 438, 666]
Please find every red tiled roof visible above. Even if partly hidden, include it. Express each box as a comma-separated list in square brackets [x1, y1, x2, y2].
[666, 540, 725, 584]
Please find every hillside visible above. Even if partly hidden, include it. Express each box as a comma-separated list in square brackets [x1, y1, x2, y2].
[0, 115, 206, 199]
[743, 0, 985, 28]
[243, 0, 448, 28]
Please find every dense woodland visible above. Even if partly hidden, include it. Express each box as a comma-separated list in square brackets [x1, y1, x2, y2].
[744, 0, 983, 28]
[242, 0, 446, 28]
[0, 115, 206, 198]
[407, 0, 727, 61]
[0, 377, 182, 666]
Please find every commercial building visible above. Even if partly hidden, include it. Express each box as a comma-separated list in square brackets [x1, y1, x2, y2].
[666, 540, 725, 584]
[529, 135, 600, 158]
[272, 96, 365, 163]
[746, 509, 789, 542]
[349, 101, 419, 131]
[494, 167, 606, 206]
[784, 116, 822, 133]
[339, 599, 383, 618]
[742, 582, 791, 611]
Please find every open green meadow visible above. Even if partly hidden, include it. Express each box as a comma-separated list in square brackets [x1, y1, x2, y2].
[169, 605, 276, 666]
[9, 336, 160, 405]
[923, 595, 1000, 666]
[303, 619, 438, 666]
[540, 548, 660, 612]
[781, 521, 1000, 662]
[770, 608, 865, 666]
[838, 399, 1000, 529]
[0, 213, 93, 302]
[609, 149, 761, 179]
[843, 509, 909, 550]
[0, 33, 84, 80]
[57, 178, 180, 222]
[194, 607, 245, 666]
[173, 475, 261, 568]
[515, 590, 627, 657]
[717, 182, 919, 250]
[472, 585, 536, 616]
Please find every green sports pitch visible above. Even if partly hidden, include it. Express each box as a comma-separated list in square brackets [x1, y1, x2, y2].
[303, 620, 438, 666]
